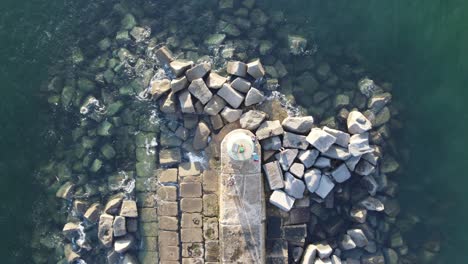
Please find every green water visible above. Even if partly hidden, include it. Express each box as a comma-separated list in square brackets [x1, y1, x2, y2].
[1, 0, 467, 262]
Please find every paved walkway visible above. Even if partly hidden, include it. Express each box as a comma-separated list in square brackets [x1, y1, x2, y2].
[219, 129, 265, 263]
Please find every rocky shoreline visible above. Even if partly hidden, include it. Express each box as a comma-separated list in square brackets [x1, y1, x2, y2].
[31, 0, 440, 263]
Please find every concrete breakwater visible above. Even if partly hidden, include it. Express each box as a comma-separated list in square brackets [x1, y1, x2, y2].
[32, 0, 440, 263]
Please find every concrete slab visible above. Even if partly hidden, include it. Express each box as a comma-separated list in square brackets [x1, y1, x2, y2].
[219, 129, 265, 263]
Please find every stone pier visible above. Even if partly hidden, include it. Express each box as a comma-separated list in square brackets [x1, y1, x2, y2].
[219, 129, 266, 263]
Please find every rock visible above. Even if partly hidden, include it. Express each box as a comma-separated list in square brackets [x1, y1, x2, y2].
[188, 78, 213, 104]
[256, 120, 284, 140]
[347, 229, 369, 247]
[130, 26, 150, 42]
[275, 149, 299, 171]
[331, 164, 351, 183]
[211, 114, 224, 130]
[226, 61, 247, 77]
[381, 155, 399, 173]
[340, 234, 357, 250]
[284, 172, 305, 199]
[170, 60, 193, 77]
[347, 111, 372, 134]
[193, 122, 211, 150]
[64, 244, 80, 263]
[355, 160, 375, 176]
[334, 94, 350, 108]
[97, 121, 113, 137]
[304, 169, 321, 193]
[288, 35, 307, 55]
[84, 203, 102, 223]
[269, 190, 295, 212]
[362, 152, 379, 166]
[155, 46, 174, 65]
[121, 13, 136, 30]
[321, 145, 351, 160]
[206, 72, 227, 89]
[114, 234, 135, 253]
[316, 62, 331, 81]
[61, 85, 75, 109]
[205, 33, 226, 45]
[302, 244, 317, 263]
[350, 207, 367, 223]
[289, 163, 305, 178]
[345, 155, 361, 171]
[122, 253, 139, 264]
[282, 116, 314, 134]
[368, 93, 392, 113]
[101, 144, 116, 160]
[283, 132, 309, 150]
[115, 30, 130, 44]
[160, 148, 182, 166]
[263, 161, 284, 190]
[186, 62, 211, 81]
[220, 107, 243, 123]
[179, 91, 195, 113]
[315, 175, 335, 199]
[247, 59, 266, 79]
[293, 247, 304, 263]
[284, 224, 307, 245]
[306, 128, 337, 153]
[120, 200, 138, 217]
[348, 133, 373, 156]
[113, 216, 126, 237]
[244, 87, 265, 106]
[217, 83, 244, 108]
[222, 23, 241, 36]
[298, 149, 319, 168]
[316, 243, 333, 259]
[56, 181, 74, 200]
[62, 222, 81, 239]
[358, 78, 380, 97]
[231, 77, 251, 93]
[171, 76, 189, 92]
[239, 110, 267, 130]
[104, 196, 124, 215]
[331, 255, 342, 264]
[360, 197, 384, 211]
[150, 79, 171, 99]
[73, 200, 87, 216]
[161, 91, 177, 113]
[98, 214, 114, 247]
[323, 127, 350, 147]
[90, 158, 103, 172]
[314, 157, 331, 169]
[383, 248, 398, 264]
[361, 175, 378, 196]
[361, 253, 385, 264]
[261, 136, 282, 151]
[204, 95, 227, 115]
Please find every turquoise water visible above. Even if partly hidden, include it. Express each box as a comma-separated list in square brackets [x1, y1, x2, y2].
[1, 0, 467, 262]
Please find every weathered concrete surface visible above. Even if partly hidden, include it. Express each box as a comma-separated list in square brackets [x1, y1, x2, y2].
[220, 129, 265, 263]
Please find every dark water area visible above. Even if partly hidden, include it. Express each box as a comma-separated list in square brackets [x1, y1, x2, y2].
[1, 0, 467, 263]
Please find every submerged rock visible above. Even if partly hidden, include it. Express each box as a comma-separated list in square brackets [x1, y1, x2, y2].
[288, 35, 307, 55]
